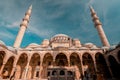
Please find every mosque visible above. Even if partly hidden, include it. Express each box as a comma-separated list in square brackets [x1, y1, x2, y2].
[0, 5, 120, 80]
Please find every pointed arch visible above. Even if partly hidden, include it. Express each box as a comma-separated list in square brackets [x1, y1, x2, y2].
[42, 53, 53, 78]
[15, 53, 28, 79]
[95, 53, 111, 79]
[14, 65, 21, 79]
[43, 53, 53, 66]
[2, 56, 15, 79]
[54, 52, 68, 60]
[0, 51, 6, 70]
[55, 53, 68, 66]
[70, 53, 81, 66]
[70, 53, 82, 79]
[108, 55, 120, 79]
[82, 53, 95, 78]
[29, 53, 40, 79]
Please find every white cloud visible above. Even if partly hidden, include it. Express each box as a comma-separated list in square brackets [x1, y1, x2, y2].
[0, 0, 119, 46]
[0, 31, 14, 39]
[6, 21, 20, 28]
[28, 25, 54, 38]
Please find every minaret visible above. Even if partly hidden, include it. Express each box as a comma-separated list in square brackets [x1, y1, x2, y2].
[90, 6, 110, 47]
[13, 5, 32, 48]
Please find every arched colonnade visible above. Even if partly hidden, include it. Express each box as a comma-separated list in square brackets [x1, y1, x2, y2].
[0, 50, 120, 79]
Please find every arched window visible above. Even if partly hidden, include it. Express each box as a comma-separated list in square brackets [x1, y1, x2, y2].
[36, 71, 39, 77]
[52, 71, 57, 76]
[47, 72, 50, 76]
[67, 71, 73, 76]
[60, 70, 65, 75]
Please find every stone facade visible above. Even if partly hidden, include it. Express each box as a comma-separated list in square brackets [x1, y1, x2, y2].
[0, 6, 120, 80]
[0, 35, 120, 80]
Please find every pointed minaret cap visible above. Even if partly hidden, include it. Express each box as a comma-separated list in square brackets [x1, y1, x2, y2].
[20, 5, 32, 28]
[25, 4, 32, 15]
[29, 5, 32, 10]
[89, 6, 95, 13]
[89, 5, 102, 27]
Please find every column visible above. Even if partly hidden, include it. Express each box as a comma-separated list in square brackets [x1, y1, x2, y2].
[80, 55, 84, 75]
[0, 62, 6, 75]
[106, 58, 113, 78]
[10, 65, 16, 79]
[23, 59, 30, 79]
[67, 56, 70, 67]
[53, 59, 56, 66]
[10, 59, 17, 78]
[93, 57, 97, 73]
[68, 60, 70, 67]
[39, 60, 43, 79]
[0, 56, 7, 76]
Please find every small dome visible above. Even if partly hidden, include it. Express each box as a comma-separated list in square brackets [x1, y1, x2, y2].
[84, 43, 94, 48]
[80, 47, 88, 49]
[0, 40, 5, 45]
[42, 39, 49, 45]
[7, 46, 15, 51]
[90, 45, 97, 49]
[26, 43, 40, 48]
[110, 45, 116, 49]
[101, 46, 109, 49]
[29, 43, 39, 46]
[85, 43, 94, 45]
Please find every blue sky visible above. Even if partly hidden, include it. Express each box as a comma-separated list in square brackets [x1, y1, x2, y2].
[0, 0, 120, 47]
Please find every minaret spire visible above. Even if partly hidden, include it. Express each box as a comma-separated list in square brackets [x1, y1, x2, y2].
[90, 6, 110, 47]
[13, 5, 32, 48]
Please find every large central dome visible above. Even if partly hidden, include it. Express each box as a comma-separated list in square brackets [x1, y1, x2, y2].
[53, 34, 69, 38]
[50, 34, 72, 48]
[50, 34, 71, 43]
